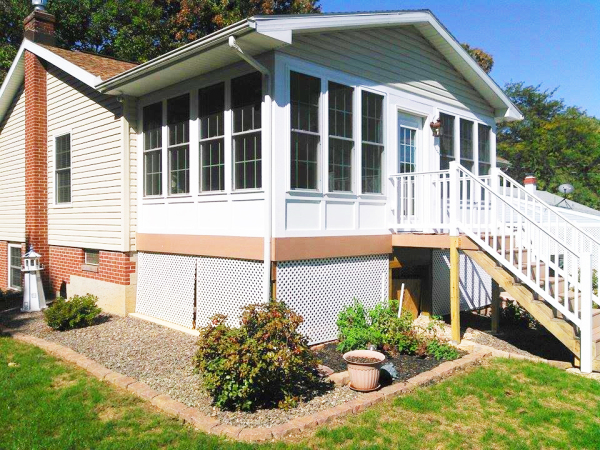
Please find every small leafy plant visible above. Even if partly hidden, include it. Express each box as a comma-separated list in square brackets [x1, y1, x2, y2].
[44, 294, 101, 331]
[336, 300, 458, 360]
[194, 301, 324, 411]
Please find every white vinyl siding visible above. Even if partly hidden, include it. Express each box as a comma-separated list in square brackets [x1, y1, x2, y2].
[125, 97, 138, 250]
[0, 86, 25, 242]
[47, 65, 127, 250]
[280, 25, 494, 116]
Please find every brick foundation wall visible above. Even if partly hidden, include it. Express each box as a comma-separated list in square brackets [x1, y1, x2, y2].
[0, 241, 7, 291]
[48, 246, 136, 297]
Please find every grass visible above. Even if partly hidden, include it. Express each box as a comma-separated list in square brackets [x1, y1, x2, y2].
[2, 336, 600, 450]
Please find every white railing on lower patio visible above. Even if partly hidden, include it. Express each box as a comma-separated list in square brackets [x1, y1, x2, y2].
[389, 162, 595, 372]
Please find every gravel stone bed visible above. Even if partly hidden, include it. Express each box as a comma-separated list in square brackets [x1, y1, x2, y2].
[0, 301, 359, 428]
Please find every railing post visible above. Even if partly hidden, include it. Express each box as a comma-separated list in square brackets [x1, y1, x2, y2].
[449, 161, 459, 237]
[580, 252, 593, 373]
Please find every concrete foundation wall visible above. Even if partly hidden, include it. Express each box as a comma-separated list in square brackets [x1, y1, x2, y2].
[68, 274, 137, 316]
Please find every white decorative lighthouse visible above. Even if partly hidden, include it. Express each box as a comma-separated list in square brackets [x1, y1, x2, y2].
[21, 246, 47, 312]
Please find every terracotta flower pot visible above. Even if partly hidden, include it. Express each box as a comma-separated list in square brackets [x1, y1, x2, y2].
[343, 349, 385, 392]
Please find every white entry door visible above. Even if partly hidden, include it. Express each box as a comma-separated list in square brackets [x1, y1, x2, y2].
[396, 113, 423, 225]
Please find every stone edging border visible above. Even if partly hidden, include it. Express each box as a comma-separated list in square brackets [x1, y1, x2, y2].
[1, 328, 493, 442]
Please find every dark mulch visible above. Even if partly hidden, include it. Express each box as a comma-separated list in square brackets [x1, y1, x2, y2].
[315, 343, 455, 385]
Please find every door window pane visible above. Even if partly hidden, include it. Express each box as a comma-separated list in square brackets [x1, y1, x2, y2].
[291, 72, 320, 190]
[398, 126, 416, 173]
[167, 94, 190, 194]
[143, 102, 163, 196]
[199, 83, 225, 191]
[328, 82, 353, 192]
[232, 73, 262, 189]
[361, 91, 384, 193]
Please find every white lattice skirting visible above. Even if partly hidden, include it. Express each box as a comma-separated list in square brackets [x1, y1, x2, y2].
[431, 250, 492, 316]
[276, 255, 389, 345]
[136, 253, 263, 329]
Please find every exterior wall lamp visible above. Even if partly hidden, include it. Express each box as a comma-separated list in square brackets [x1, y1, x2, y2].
[430, 119, 442, 137]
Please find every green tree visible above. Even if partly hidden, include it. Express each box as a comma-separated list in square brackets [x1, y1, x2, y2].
[0, 0, 320, 84]
[498, 82, 600, 209]
[462, 43, 494, 74]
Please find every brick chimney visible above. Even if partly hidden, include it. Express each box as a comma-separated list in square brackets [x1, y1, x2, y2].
[24, 3, 55, 289]
[524, 175, 537, 194]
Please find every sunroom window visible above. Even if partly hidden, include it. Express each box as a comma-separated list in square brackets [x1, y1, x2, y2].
[55, 133, 71, 204]
[328, 82, 353, 192]
[167, 94, 190, 195]
[232, 72, 262, 190]
[143, 102, 163, 196]
[478, 124, 491, 175]
[439, 113, 454, 170]
[361, 91, 384, 194]
[290, 71, 320, 190]
[199, 83, 225, 192]
[460, 119, 474, 171]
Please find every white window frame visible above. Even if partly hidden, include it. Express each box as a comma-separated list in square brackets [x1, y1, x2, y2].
[53, 131, 72, 206]
[284, 61, 387, 196]
[84, 249, 100, 266]
[198, 81, 226, 193]
[166, 92, 192, 197]
[8, 244, 22, 291]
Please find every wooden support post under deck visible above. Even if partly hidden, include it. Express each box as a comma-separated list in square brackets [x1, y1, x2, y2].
[450, 236, 461, 343]
[491, 280, 501, 334]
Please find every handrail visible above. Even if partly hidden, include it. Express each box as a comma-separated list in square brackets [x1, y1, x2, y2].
[495, 169, 600, 247]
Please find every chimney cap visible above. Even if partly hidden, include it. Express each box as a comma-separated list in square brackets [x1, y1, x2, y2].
[32, 0, 47, 11]
[524, 175, 537, 185]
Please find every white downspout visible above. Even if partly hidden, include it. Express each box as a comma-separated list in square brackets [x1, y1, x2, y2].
[228, 36, 273, 303]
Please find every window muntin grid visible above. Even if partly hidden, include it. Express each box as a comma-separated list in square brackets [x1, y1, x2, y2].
[290, 71, 320, 190]
[232, 72, 262, 190]
[361, 91, 384, 193]
[143, 102, 163, 196]
[460, 118, 474, 172]
[167, 94, 190, 195]
[439, 113, 454, 170]
[478, 124, 491, 175]
[199, 83, 225, 192]
[9, 245, 21, 290]
[398, 126, 417, 173]
[85, 249, 99, 266]
[328, 82, 353, 192]
[55, 133, 71, 204]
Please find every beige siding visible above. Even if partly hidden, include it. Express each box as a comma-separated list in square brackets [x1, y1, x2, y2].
[281, 25, 493, 115]
[0, 86, 26, 242]
[124, 96, 138, 250]
[47, 65, 125, 250]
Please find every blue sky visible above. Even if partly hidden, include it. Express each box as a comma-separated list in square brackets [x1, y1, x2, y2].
[321, 0, 600, 118]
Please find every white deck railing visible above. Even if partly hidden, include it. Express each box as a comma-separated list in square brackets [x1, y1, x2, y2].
[389, 162, 596, 372]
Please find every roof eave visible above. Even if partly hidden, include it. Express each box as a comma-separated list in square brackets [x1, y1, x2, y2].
[97, 20, 253, 94]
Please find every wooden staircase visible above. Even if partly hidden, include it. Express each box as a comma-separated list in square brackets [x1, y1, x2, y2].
[465, 241, 600, 371]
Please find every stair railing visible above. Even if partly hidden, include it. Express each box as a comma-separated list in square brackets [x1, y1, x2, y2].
[449, 162, 594, 373]
[492, 168, 600, 306]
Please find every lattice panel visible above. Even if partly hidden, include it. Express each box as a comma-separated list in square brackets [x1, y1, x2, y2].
[276, 255, 389, 345]
[196, 257, 264, 328]
[431, 250, 492, 316]
[136, 252, 196, 328]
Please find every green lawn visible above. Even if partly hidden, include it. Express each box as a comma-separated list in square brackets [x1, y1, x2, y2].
[2, 336, 600, 450]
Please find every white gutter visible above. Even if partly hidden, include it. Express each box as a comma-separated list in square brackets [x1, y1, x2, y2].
[228, 36, 273, 303]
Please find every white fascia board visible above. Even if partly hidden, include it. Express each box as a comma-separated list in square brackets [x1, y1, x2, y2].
[0, 42, 26, 124]
[24, 40, 102, 88]
[250, 11, 431, 32]
[97, 20, 252, 93]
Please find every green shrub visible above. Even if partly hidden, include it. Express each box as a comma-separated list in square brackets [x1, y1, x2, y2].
[43, 294, 101, 331]
[501, 301, 537, 329]
[193, 301, 323, 411]
[337, 300, 459, 360]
